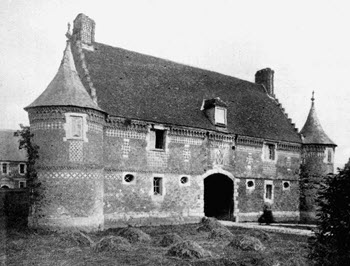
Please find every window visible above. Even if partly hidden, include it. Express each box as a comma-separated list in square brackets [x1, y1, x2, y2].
[64, 113, 87, 141]
[153, 177, 163, 195]
[282, 181, 290, 190]
[19, 163, 26, 175]
[123, 174, 135, 183]
[246, 179, 255, 190]
[215, 107, 226, 125]
[19, 181, 26, 188]
[71, 116, 83, 138]
[180, 176, 190, 186]
[264, 143, 276, 161]
[149, 128, 166, 150]
[1, 163, 8, 174]
[264, 180, 274, 202]
[265, 185, 272, 200]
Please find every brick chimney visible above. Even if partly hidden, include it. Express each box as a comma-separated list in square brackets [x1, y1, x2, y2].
[73, 13, 95, 45]
[255, 68, 274, 97]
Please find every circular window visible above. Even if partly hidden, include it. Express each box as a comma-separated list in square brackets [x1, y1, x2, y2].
[124, 174, 134, 183]
[180, 176, 189, 184]
[247, 180, 254, 188]
[283, 182, 290, 189]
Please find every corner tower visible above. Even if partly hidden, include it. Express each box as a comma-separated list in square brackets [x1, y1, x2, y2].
[25, 35, 105, 230]
[300, 92, 336, 222]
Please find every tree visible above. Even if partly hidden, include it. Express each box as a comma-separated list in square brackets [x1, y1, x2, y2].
[308, 159, 350, 265]
[15, 125, 41, 208]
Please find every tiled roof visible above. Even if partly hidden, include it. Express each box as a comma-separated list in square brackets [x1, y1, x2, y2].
[75, 42, 301, 143]
[0, 130, 27, 161]
[25, 41, 102, 112]
[300, 99, 336, 146]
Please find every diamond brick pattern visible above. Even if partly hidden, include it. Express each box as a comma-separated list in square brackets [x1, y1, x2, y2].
[170, 136, 202, 146]
[69, 140, 83, 162]
[106, 129, 146, 139]
[31, 121, 63, 131]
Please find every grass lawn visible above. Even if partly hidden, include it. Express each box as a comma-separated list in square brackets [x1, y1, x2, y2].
[2, 223, 309, 266]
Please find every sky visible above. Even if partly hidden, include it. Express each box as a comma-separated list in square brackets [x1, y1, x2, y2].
[0, 0, 349, 169]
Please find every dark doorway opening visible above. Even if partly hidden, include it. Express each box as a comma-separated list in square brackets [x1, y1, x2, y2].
[204, 174, 234, 221]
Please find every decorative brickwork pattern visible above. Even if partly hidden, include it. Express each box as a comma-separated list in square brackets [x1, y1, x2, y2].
[106, 128, 146, 139]
[263, 162, 277, 176]
[122, 139, 131, 158]
[87, 121, 103, 133]
[183, 144, 191, 162]
[69, 141, 83, 162]
[31, 121, 63, 131]
[211, 142, 230, 166]
[170, 136, 203, 146]
[38, 171, 101, 180]
[147, 151, 168, 168]
[246, 152, 253, 171]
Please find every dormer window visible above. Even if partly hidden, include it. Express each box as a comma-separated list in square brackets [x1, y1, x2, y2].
[215, 107, 227, 125]
[202, 98, 228, 127]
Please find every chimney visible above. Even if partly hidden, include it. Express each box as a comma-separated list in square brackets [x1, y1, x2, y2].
[255, 68, 275, 97]
[73, 14, 95, 45]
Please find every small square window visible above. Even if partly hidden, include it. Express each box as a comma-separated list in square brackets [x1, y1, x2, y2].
[19, 181, 26, 188]
[282, 181, 290, 190]
[264, 144, 276, 161]
[153, 177, 163, 195]
[150, 129, 166, 150]
[19, 163, 26, 175]
[215, 107, 226, 125]
[64, 113, 87, 141]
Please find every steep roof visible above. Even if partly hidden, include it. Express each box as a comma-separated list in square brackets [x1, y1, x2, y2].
[25, 41, 102, 112]
[75, 42, 301, 143]
[300, 95, 336, 146]
[0, 130, 27, 162]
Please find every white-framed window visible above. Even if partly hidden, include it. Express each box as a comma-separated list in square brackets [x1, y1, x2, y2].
[18, 163, 26, 175]
[1, 163, 9, 175]
[246, 179, 255, 191]
[19, 181, 26, 188]
[179, 175, 191, 186]
[153, 177, 163, 195]
[263, 143, 276, 161]
[122, 172, 136, 185]
[148, 126, 167, 151]
[264, 180, 274, 203]
[324, 147, 334, 164]
[215, 107, 227, 125]
[64, 113, 88, 142]
[282, 181, 290, 191]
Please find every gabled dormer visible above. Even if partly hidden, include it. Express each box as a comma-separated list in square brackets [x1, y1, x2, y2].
[201, 97, 228, 127]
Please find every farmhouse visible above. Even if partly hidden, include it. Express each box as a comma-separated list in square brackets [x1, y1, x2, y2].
[25, 14, 336, 230]
[0, 130, 27, 189]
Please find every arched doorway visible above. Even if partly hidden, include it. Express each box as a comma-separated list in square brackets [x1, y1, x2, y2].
[204, 174, 234, 221]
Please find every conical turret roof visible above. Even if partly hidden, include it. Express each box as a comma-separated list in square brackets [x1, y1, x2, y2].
[300, 92, 336, 146]
[25, 41, 102, 112]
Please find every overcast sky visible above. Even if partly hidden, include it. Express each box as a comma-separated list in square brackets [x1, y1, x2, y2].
[0, 0, 349, 168]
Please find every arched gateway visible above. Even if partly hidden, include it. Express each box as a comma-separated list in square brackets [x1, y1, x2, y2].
[202, 169, 236, 221]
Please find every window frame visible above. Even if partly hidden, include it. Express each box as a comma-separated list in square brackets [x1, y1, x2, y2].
[148, 125, 167, 151]
[153, 177, 163, 196]
[1, 162, 9, 175]
[282, 181, 291, 191]
[264, 180, 274, 203]
[122, 172, 136, 185]
[215, 106, 227, 126]
[18, 163, 26, 175]
[63, 113, 88, 142]
[263, 143, 277, 162]
[179, 175, 191, 186]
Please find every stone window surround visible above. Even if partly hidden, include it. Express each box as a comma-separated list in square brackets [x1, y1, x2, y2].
[1, 162, 9, 175]
[246, 179, 255, 190]
[122, 172, 136, 185]
[215, 106, 227, 126]
[282, 180, 291, 191]
[264, 180, 274, 203]
[151, 174, 166, 199]
[18, 163, 27, 175]
[324, 147, 334, 164]
[63, 113, 88, 142]
[262, 142, 277, 162]
[179, 175, 191, 186]
[147, 124, 169, 152]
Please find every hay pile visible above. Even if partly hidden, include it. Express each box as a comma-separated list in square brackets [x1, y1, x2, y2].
[227, 235, 265, 252]
[159, 233, 183, 247]
[92, 236, 131, 252]
[247, 229, 271, 242]
[166, 240, 212, 259]
[197, 217, 224, 232]
[208, 227, 234, 240]
[118, 227, 151, 243]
